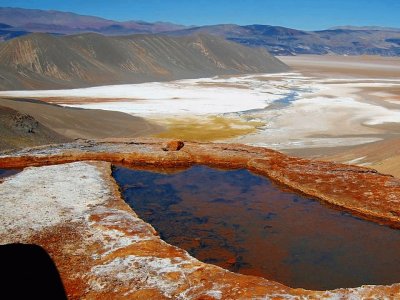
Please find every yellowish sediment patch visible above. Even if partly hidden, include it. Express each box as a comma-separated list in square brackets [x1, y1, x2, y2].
[154, 116, 264, 142]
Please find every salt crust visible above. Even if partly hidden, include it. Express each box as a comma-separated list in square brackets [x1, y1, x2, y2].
[1, 73, 400, 150]
[0, 162, 109, 239]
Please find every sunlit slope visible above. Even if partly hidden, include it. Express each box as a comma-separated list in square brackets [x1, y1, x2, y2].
[0, 33, 288, 90]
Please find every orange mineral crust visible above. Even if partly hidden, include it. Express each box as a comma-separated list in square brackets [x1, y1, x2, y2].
[0, 139, 400, 298]
[1, 138, 400, 227]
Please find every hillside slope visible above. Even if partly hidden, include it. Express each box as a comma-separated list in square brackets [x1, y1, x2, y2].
[0, 105, 70, 151]
[0, 33, 288, 90]
[0, 98, 162, 141]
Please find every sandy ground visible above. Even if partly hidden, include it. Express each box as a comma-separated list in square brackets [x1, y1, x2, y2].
[2, 71, 400, 148]
[279, 55, 400, 79]
[277, 55, 400, 177]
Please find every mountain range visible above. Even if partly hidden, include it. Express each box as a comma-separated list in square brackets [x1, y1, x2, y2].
[1, 7, 400, 56]
[0, 32, 288, 90]
[164, 24, 400, 56]
[0, 7, 187, 37]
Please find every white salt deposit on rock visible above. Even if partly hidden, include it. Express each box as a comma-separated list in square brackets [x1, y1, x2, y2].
[0, 162, 109, 239]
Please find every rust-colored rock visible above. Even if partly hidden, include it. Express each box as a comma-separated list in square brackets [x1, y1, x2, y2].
[1, 138, 399, 227]
[1, 139, 400, 298]
[162, 140, 185, 151]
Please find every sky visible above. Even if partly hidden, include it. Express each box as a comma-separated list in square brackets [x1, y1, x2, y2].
[1, 0, 400, 30]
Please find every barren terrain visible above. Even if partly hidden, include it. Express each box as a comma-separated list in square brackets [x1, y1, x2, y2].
[0, 98, 161, 151]
[279, 55, 400, 78]
[1, 55, 400, 297]
[1, 56, 400, 177]
[278, 55, 400, 177]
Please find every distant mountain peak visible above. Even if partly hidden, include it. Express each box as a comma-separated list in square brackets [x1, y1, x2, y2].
[0, 7, 188, 35]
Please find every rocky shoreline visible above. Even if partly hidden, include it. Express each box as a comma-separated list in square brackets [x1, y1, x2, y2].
[1, 139, 400, 298]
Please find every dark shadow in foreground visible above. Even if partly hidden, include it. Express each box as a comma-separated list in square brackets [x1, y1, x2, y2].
[0, 243, 67, 299]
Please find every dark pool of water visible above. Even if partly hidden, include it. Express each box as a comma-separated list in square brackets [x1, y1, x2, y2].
[113, 165, 400, 290]
[0, 168, 21, 179]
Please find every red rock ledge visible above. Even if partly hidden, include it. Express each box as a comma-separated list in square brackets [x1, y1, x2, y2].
[0, 139, 400, 299]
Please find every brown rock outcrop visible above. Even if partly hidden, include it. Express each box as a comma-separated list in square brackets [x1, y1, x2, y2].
[162, 140, 184, 151]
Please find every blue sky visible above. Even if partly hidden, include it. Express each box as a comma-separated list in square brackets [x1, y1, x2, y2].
[1, 0, 400, 30]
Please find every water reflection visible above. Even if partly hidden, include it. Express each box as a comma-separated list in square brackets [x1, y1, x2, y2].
[0, 168, 22, 180]
[113, 165, 400, 289]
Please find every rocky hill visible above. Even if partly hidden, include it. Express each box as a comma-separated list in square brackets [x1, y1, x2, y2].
[0, 98, 161, 150]
[0, 32, 288, 90]
[0, 105, 69, 150]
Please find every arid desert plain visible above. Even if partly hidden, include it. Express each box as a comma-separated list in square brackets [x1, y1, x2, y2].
[1, 55, 400, 177]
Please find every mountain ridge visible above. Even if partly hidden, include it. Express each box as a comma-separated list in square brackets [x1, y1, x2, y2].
[0, 32, 288, 90]
[0, 7, 188, 35]
[1, 7, 400, 56]
[329, 25, 400, 32]
[163, 24, 400, 56]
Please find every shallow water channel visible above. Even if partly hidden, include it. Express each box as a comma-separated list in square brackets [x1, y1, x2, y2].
[0, 168, 22, 180]
[114, 164, 400, 290]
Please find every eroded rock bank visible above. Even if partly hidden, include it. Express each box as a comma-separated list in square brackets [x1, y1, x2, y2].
[1, 138, 400, 227]
[1, 160, 399, 299]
